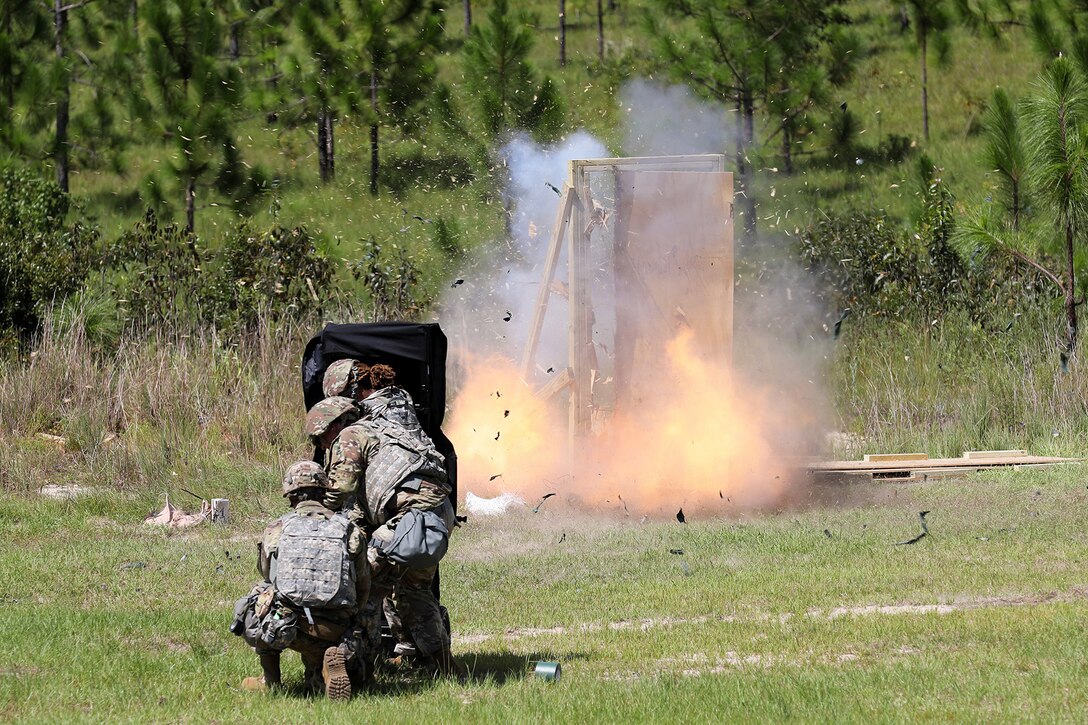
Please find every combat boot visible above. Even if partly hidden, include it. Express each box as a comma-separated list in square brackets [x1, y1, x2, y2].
[322, 645, 352, 701]
[241, 653, 282, 691]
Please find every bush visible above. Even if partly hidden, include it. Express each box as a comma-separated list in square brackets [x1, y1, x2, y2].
[0, 168, 99, 340]
[106, 210, 335, 334]
[206, 220, 334, 333]
[799, 211, 919, 317]
[104, 209, 205, 324]
[352, 237, 424, 321]
[800, 176, 1050, 325]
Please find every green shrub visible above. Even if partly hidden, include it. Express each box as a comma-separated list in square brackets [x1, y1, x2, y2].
[0, 168, 99, 340]
[353, 237, 424, 321]
[799, 210, 919, 317]
[104, 209, 206, 324]
[205, 220, 334, 333]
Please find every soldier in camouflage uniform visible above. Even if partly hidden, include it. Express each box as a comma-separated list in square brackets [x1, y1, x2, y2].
[234, 461, 370, 700]
[304, 366, 460, 677]
[322, 360, 419, 663]
[322, 358, 369, 401]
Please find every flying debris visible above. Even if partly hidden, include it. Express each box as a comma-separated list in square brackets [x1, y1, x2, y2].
[451, 279, 465, 288]
[833, 308, 853, 339]
[823, 529, 832, 539]
[494, 431, 501, 441]
[503, 410, 510, 418]
[532, 493, 557, 514]
[558, 532, 566, 544]
[676, 508, 686, 524]
[618, 494, 629, 516]
[669, 548, 684, 555]
[896, 511, 930, 546]
[502, 311, 512, 322]
[545, 181, 562, 196]
[489, 473, 503, 481]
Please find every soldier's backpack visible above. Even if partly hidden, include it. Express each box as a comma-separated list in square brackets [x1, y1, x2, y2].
[275, 513, 357, 610]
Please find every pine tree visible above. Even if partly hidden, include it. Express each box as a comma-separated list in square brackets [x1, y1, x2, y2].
[346, 0, 447, 196]
[955, 57, 1088, 354]
[136, 0, 244, 233]
[462, 0, 565, 142]
[0, 1, 52, 160]
[287, 0, 353, 184]
[982, 87, 1026, 230]
[649, 0, 846, 237]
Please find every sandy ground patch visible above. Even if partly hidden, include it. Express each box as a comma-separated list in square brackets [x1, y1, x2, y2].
[455, 585, 1088, 644]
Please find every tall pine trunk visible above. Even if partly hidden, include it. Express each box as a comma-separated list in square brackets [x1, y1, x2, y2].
[741, 86, 756, 238]
[369, 69, 379, 196]
[229, 21, 240, 60]
[317, 111, 329, 183]
[1065, 217, 1078, 352]
[782, 124, 793, 175]
[559, 0, 566, 67]
[920, 30, 930, 141]
[185, 175, 196, 234]
[597, 0, 604, 60]
[54, 0, 69, 193]
[464, 0, 471, 34]
[324, 112, 335, 181]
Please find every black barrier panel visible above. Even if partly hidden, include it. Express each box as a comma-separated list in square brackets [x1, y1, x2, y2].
[301, 322, 457, 499]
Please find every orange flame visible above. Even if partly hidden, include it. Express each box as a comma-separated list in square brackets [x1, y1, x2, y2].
[447, 327, 800, 515]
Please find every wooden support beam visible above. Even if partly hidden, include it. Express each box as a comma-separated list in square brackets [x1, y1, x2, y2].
[534, 367, 574, 401]
[520, 185, 577, 380]
[568, 173, 595, 440]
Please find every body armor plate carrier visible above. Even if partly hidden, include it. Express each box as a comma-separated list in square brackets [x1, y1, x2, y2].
[275, 513, 357, 611]
[357, 389, 448, 526]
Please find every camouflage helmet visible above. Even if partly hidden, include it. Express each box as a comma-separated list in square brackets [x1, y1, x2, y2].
[304, 396, 359, 438]
[282, 460, 329, 496]
[322, 359, 361, 398]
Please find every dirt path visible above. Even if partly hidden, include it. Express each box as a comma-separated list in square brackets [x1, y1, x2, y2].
[454, 586, 1088, 645]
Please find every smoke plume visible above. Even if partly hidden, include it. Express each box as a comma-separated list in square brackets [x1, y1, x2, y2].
[440, 86, 829, 517]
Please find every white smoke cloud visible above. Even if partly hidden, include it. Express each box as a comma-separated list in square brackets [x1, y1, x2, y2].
[620, 78, 733, 156]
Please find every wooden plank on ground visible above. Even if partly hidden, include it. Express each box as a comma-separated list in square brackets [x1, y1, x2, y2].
[809, 455, 1079, 472]
[963, 450, 1027, 460]
[864, 452, 928, 463]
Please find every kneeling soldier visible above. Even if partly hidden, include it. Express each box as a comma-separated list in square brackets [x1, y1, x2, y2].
[232, 461, 370, 699]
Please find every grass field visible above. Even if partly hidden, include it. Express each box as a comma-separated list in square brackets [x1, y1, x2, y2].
[3, 463, 1087, 722]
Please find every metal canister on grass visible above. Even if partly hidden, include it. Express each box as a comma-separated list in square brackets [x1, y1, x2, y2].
[534, 661, 562, 682]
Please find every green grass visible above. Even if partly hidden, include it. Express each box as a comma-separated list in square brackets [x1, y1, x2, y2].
[3, 464, 1088, 722]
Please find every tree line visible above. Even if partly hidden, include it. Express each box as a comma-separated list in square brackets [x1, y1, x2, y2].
[13, 0, 1088, 352]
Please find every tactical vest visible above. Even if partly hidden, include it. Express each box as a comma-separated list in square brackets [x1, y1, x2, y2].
[358, 415, 447, 526]
[274, 512, 357, 611]
[362, 387, 422, 430]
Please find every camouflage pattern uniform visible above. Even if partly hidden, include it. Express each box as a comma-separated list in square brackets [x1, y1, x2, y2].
[238, 461, 370, 697]
[320, 362, 419, 659]
[323, 387, 455, 661]
[322, 358, 363, 399]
